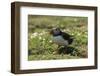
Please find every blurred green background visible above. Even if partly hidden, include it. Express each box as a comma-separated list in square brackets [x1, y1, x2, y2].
[28, 15, 88, 60]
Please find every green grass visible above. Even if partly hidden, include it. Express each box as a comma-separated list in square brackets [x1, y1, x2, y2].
[28, 15, 88, 61]
[28, 54, 80, 60]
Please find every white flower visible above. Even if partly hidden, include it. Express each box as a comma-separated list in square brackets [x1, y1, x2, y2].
[43, 38, 45, 41]
[39, 31, 46, 36]
[49, 40, 52, 43]
[39, 33, 44, 35]
[77, 33, 80, 36]
[30, 32, 38, 39]
[39, 36, 42, 40]
[32, 32, 38, 37]
[71, 33, 74, 35]
[63, 29, 66, 32]
[30, 35, 33, 39]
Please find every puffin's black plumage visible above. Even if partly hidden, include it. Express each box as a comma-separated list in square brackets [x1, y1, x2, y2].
[50, 28, 73, 46]
[61, 32, 73, 44]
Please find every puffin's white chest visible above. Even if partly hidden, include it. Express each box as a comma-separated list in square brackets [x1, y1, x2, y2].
[52, 36, 68, 46]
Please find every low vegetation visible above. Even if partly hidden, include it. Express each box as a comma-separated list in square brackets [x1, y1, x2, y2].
[28, 15, 88, 60]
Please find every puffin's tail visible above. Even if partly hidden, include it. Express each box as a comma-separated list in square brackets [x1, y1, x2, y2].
[68, 37, 74, 44]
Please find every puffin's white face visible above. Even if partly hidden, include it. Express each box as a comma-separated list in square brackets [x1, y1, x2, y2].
[50, 28, 61, 36]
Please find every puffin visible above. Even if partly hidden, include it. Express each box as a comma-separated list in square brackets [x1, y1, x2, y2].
[50, 28, 73, 48]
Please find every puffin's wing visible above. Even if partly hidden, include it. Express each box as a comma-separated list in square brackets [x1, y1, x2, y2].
[61, 32, 74, 44]
[61, 32, 71, 40]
